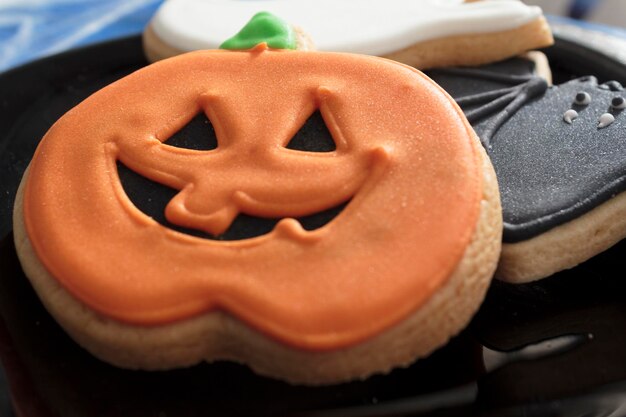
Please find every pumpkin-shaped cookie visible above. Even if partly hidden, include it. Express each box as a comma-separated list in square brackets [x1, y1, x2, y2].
[14, 15, 501, 384]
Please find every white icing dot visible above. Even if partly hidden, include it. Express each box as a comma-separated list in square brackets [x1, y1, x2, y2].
[598, 113, 615, 128]
[563, 109, 578, 124]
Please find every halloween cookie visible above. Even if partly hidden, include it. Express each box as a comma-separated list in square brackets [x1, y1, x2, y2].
[143, 0, 553, 69]
[428, 59, 626, 283]
[14, 16, 501, 384]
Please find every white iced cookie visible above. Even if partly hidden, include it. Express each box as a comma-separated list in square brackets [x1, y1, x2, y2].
[143, 0, 553, 69]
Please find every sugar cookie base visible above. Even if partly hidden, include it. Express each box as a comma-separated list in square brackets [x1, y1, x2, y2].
[523, 50, 553, 85]
[497, 190, 626, 284]
[13, 146, 501, 385]
[143, 18, 553, 70]
[383, 18, 553, 69]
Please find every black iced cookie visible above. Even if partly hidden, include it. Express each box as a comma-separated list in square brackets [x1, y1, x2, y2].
[428, 62, 626, 244]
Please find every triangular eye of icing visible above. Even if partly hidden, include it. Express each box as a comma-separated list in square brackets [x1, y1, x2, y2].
[286, 110, 336, 152]
[164, 113, 218, 150]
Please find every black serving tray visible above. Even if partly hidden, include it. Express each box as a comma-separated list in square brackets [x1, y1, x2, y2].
[0, 25, 625, 417]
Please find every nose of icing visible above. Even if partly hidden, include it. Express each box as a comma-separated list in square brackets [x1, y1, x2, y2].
[164, 187, 240, 236]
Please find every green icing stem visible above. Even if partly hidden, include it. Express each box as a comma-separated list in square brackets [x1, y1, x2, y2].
[220, 11, 296, 51]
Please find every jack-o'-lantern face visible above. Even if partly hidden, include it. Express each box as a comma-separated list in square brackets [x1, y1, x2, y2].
[116, 109, 350, 240]
[115, 70, 383, 238]
[23, 47, 483, 350]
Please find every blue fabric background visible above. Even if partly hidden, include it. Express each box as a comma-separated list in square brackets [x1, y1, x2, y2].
[0, 0, 164, 73]
[2, 1, 626, 74]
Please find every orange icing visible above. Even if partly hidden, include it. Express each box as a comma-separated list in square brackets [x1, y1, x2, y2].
[23, 47, 483, 350]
